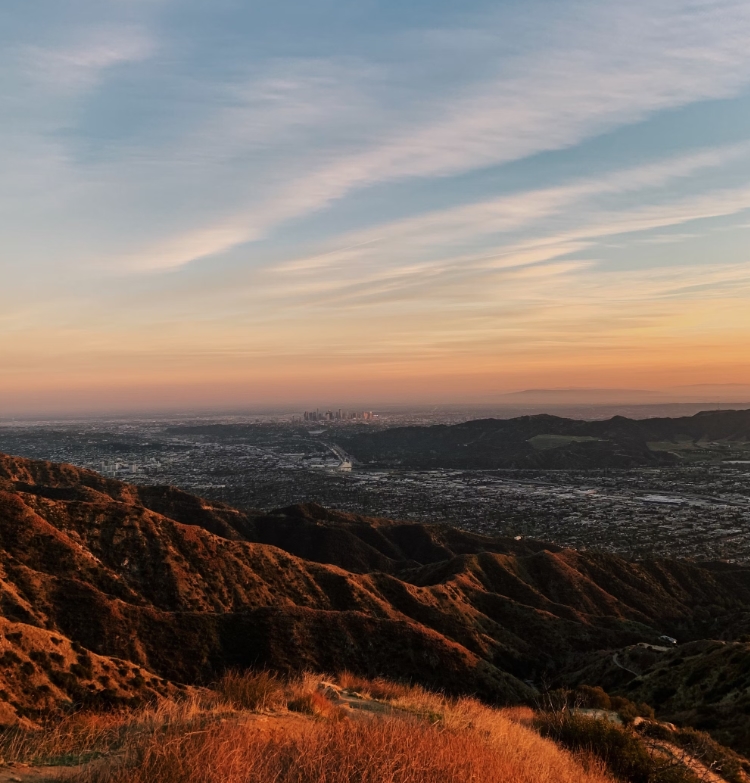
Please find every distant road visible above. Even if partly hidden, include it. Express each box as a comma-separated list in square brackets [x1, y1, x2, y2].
[612, 652, 639, 676]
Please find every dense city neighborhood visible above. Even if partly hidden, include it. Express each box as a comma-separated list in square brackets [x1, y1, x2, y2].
[2, 410, 749, 563]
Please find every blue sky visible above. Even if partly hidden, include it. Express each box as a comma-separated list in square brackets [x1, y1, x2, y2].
[2, 0, 750, 413]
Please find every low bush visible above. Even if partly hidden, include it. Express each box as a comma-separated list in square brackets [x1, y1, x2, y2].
[638, 722, 749, 783]
[535, 712, 701, 783]
[578, 686, 612, 710]
[335, 671, 424, 702]
[541, 687, 654, 725]
[216, 669, 285, 711]
[288, 690, 345, 720]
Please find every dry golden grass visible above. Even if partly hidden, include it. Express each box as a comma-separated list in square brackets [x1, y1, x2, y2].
[215, 669, 286, 711]
[287, 689, 346, 720]
[0, 671, 615, 783]
[334, 670, 425, 702]
[0, 693, 227, 767]
[69, 712, 614, 783]
[0, 671, 323, 769]
[498, 705, 537, 727]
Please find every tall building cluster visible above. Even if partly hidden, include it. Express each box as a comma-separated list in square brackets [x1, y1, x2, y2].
[303, 409, 375, 421]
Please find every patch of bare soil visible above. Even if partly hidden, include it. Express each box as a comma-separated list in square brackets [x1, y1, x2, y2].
[0, 762, 93, 782]
[645, 738, 740, 783]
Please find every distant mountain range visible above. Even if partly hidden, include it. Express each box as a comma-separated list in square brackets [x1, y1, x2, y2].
[497, 388, 667, 404]
[337, 408, 750, 469]
[493, 385, 750, 404]
[2, 452, 750, 752]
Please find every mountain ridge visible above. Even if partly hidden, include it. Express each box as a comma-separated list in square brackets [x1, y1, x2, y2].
[336, 408, 750, 468]
[3, 452, 750, 753]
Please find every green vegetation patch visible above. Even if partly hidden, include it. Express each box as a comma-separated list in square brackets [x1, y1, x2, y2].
[646, 440, 699, 452]
[647, 438, 750, 464]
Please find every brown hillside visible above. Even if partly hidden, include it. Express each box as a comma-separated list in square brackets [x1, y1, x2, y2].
[0, 616, 186, 726]
[3, 452, 750, 741]
[566, 639, 750, 755]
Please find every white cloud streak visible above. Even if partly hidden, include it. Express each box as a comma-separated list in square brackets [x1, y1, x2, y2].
[46, 0, 750, 273]
[3, 0, 750, 383]
[23, 26, 155, 90]
[267, 142, 750, 296]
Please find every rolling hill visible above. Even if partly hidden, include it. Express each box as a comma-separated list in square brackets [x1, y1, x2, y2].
[336, 408, 750, 468]
[2, 451, 750, 754]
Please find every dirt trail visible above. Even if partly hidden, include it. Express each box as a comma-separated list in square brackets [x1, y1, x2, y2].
[0, 683, 406, 783]
[0, 763, 89, 782]
[646, 738, 733, 783]
[0, 712, 312, 783]
[316, 681, 426, 720]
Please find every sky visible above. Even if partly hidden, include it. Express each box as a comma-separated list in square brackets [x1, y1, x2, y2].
[2, 0, 750, 414]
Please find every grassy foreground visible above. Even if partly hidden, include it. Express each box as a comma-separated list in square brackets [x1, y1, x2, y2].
[0, 671, 743, 783]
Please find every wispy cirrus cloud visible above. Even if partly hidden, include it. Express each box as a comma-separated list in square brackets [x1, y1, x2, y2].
[296, 1, 750, 190]
[124, 136, 750, 275]
[266, 142, 750, 301]
[63, 0, 750, 273]
[3, 0, 750, 407]
[31, 30, 154, 88]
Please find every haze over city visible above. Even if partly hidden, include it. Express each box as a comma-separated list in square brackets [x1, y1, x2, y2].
[2, 0, 750, 415]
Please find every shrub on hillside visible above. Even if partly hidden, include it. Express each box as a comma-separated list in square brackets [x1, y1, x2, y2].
[335, 671, 423, 702]
[638, 722, 749, 783]
[578, 686, 612, 710]
[216, 670, 285, 711]
[535, 712, 701, 783]
[542, 687, 655, 725]
[287, 690, 345, 720]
